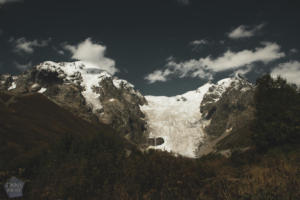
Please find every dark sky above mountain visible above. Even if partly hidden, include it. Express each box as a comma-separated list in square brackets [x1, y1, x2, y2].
[0, 0, 299, 95]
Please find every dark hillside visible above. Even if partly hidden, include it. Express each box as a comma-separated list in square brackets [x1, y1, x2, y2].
[0, 91, 119, 170]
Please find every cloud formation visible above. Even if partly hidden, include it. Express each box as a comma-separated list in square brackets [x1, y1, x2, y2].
[145, 69, 172, 84]
[228, 23, 265, 39]
[271, 61, 300, 85]
[10, 37, 50, 54]
[145, 42, 285, 83]
[63, 38, 118, 75]
[290, 48, 298, 54]
[189, 39, 208, 52]
[231, 64, 254, 77]
[190, 39, 207, 46]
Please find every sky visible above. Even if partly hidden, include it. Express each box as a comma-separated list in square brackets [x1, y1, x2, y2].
[0, 0, 299, 96]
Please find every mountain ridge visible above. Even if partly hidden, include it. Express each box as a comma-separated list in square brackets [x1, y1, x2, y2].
[1, 61, 148, 144]
[0, 61, 254, 157]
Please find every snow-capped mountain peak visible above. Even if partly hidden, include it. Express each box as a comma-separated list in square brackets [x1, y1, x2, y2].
[35, 61, 137, 112]
[140, 76, 251, 158]
[1, 61, 147, 143]
[1, 62, 253, 158]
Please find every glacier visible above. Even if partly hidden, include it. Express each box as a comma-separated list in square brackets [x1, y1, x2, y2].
[141, 78, 234, 158]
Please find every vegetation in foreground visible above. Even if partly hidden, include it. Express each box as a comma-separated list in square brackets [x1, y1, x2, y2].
[0, 75, 299, 200]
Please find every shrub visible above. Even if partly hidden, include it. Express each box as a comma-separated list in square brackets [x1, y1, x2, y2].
[252, 74, 300, 150]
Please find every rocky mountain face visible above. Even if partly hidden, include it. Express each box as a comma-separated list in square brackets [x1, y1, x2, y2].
[197, 75, 255, 157]
[140, 75, 255, 158]
[1, 62, 255, 157]
[0, 61, 147, 144]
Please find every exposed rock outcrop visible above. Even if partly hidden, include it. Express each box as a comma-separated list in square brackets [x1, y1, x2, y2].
[96, 76, 147, 142]
[0, 74, 17, 91]
[197, 75, 255, 156]
[0, 61, 147, 143]
[147, 137, 165, 146]
[1, 63, 256, 157]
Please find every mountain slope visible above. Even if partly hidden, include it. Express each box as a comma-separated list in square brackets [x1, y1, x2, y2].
[198, 75, 255, 156]
[0, 61, 147, 143]
[0, 91, 121, 169]
[0, 75, 299, 200]
[1, 61, 255, 157]
[141, 77, 252, 157]
[141, 83, 212, 157]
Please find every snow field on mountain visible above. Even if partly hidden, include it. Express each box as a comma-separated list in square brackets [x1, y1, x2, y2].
[141, 83, 213, 158]
[33, 61, 238, 157]
[37, 61, 135, 112]
[141, 78, 236, 158]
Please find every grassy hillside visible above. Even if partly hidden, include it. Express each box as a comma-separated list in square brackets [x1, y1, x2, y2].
[0, 92, 119, 170]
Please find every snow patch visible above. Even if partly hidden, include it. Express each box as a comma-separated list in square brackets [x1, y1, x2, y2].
[36, 61, 137, 113]
[8, 82, 16, 90]
[113, 79, 134, 89]
[204, 78, 234, 103]
[241, 87, 251, 92]
[31, 83, 40, 89]
[38, 88, 47, 93]
[37, 61, 112, 111]
[217, 78, 232, 88]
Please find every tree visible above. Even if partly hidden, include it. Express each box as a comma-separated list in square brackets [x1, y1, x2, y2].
[252, 74, 300, 150]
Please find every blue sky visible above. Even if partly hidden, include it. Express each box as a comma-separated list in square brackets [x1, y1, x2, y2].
[0, 0, 299, 95]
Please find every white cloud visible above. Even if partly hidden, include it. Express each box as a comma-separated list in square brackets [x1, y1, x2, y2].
[232, 64, 254, 77]
[63, 38, 118, 75]
[10, 37, 50, 54]
[14, 61, 32, 71]
[145, 42, 284, 83]
[228, 23, 265, 39]
[145, 69, 172, 83]
[177, 0, 190, 5]
[271, 61, 300, 85]
[199, 42, 284, 72]
[190, 39, 207, 46]
[190, 39, 207, 51]
[290, 48, 298, 54]
[0, 0, 22, 5]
